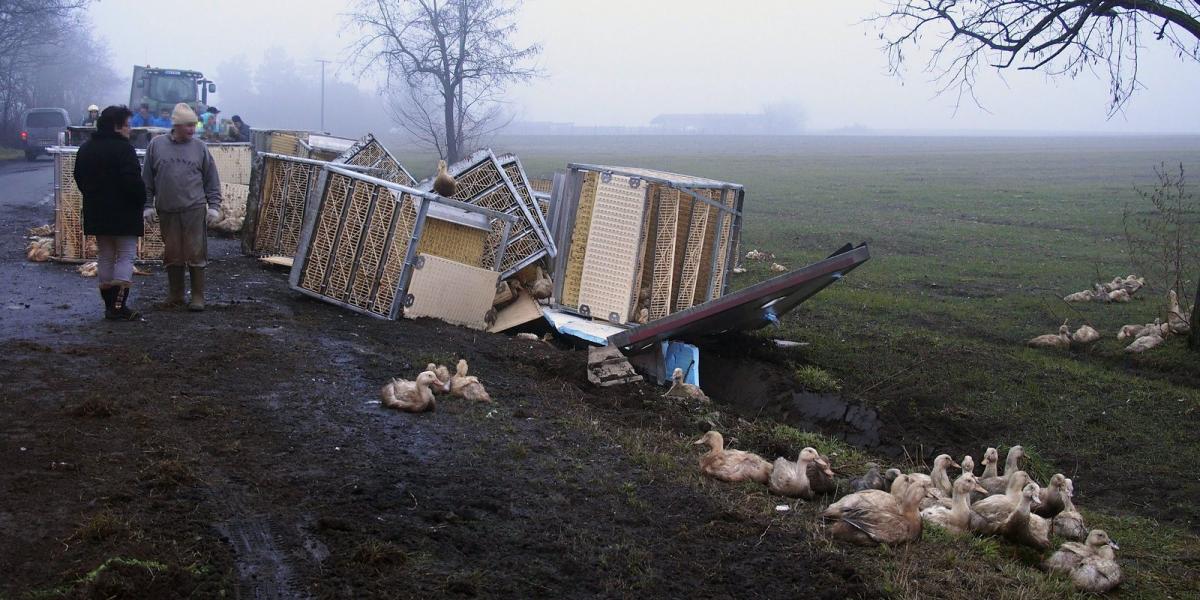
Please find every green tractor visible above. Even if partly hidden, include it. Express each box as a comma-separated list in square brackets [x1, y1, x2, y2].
[130, 65, 216, 115]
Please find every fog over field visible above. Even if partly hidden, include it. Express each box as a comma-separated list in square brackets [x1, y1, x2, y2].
[87, 0, 1200, 135]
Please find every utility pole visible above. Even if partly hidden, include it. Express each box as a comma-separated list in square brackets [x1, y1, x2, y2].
[315, 59, 331, 132]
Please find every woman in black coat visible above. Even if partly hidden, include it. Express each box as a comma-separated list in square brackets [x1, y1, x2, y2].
[73, 105, 146, 320]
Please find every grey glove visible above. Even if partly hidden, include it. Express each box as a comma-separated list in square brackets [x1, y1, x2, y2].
[142, 207, 157, 224]
[206, 208, 220, 225]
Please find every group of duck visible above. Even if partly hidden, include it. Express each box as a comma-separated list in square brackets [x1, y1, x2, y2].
[379, 359, 491, 412]
[1063, 274, 1145, 304]
[735, 249, 788, 274]
[1029, 288, 1193, 353]
[692, 437, 1122, 593]
[26, 232, 52, 262]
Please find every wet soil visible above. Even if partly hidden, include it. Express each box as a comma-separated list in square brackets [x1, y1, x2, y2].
[0, 162, 874, 598]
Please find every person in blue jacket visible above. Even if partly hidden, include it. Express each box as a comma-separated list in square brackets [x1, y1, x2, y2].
[151, 108, 172, 128]
[130, 103, 153, 127]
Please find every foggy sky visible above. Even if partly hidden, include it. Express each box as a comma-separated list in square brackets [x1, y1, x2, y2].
[89, 0, 1200, 134]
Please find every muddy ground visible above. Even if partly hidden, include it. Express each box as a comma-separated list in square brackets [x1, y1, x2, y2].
[2, 154, 1193, 598]
[0, 159, 875, 598]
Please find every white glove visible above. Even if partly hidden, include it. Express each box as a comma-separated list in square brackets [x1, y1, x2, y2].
[143, 208, 158, 224]
[206, 208, 220, 225]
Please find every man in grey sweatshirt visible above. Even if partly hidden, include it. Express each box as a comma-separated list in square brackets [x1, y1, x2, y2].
[142, 103, 223, 311]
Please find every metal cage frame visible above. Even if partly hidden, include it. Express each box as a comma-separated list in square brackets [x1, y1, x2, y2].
[47, 146, 165, 263]
[334, 133, 416, 186]
[289, 164, 518, 321]
[241, 152, 379, 257]
[549, 163, 745, 325]
[419, 149, 555, 279]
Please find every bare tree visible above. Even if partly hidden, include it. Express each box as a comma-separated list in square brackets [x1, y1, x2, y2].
[347, 0, 541, 163]
[873, 1, 1200, 113]
[1123, 164, 1199, 349]
[0, 1, 116, 139]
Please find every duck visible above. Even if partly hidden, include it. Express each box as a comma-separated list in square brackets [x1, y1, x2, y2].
[1167, 290, 1192, 335]
[1120, 275, 1145, 295]
[529, 266, 553, 301]
[448, 359, 492, 402]
[1117, 322, 1151, 341]
[883, 467, 902, 489]
[821, 476, 926, 545]
[980, 447, 999, 478]
[1062, 289, 1094, 303]
[693, 430, 773, 484]
[960, 455, 975, 476]
[850, 462, 887, 492]
[1044, 529, 1122, 593]
[908, 454, 960, 497]
[745, 249, 774, 261]
[920, 473, 988, 534]
[27, 224, 53, 236]
[433, 159, 457, 197]
[1027, 323, 1070, 349]
[78, 261, 98, 277]
[1125, 331, 1165, 353]
[979, 445, 1025, 495]
[1052, 477, 1087, 541]
[26, 238, 52, 262]
[663, 367, 708, 402]
[425, 362, 452, 392]
[1106, 288, 1131, 303]
[1034, 473, 1069, 518]
[888, 471, 916, 498]
[380, 371, 441, 412]
[1070, 324, 1101, 346]
[769, 262, 788, 273]
[807, 454, 838, 495]
[969, 471, 1033, 534]
[768, 447, 830, 499]
[998, 483, 1051, 549]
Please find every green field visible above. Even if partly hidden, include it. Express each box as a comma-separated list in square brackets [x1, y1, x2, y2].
[396, 135, 1200, 598]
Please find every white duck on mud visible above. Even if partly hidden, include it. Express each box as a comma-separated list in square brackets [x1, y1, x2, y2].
[380, 371, 441, 413]
[693, 431, 773, 484]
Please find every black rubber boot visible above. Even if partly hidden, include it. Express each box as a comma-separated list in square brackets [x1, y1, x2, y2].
[166, 266, 186, 306]
[100, 286, 118, 319]
[109, 284, 142, 321]
[188, 267, 205, 312]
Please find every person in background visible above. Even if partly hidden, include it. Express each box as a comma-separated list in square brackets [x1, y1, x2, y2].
[130, 103, 153, 127]
[82, 104, 100, 126]
[73, 105, 146, 321]
[201, 106, 220, 140]
[142, 103, 223, 312]
[230, 115, 250, 142]
[151, 108, 172, 128]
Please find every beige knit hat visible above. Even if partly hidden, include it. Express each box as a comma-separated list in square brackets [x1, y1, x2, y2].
[170, 102, 198, 125]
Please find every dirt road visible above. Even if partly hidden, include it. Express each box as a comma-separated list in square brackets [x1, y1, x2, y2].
[0, 159, 871, 598]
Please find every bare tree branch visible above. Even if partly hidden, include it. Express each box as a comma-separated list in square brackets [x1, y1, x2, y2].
[346, 0, 541, 161]
[871, 0, 1200, 114]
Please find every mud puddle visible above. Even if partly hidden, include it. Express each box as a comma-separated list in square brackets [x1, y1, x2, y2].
[699, 352, 885, 449]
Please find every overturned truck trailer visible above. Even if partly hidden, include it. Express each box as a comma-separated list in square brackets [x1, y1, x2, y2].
[543, 163, 870, 358]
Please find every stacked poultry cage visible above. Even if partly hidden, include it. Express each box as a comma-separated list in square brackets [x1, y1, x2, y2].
[243, 134, 415, 258]
[49, 146, 165, 262]
[424, 150, 554, 278]
[550, 164, 744, 325]
[289, 164, 518, 329]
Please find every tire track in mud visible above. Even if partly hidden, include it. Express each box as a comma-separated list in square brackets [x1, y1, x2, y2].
[208, 471, 310, 600]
